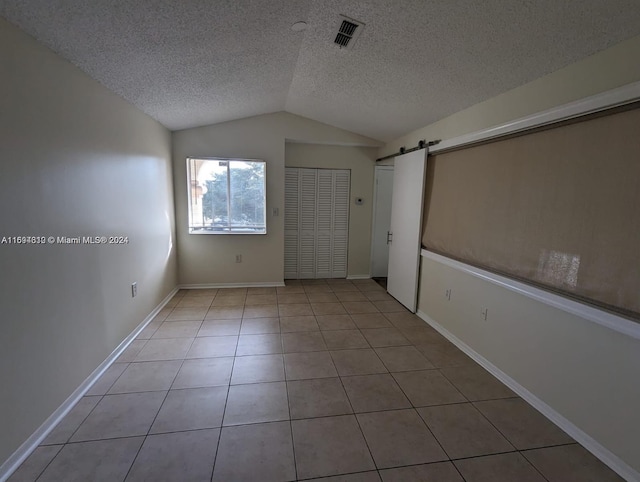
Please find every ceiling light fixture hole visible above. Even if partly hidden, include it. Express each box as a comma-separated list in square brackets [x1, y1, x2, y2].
[291, 21, 308, 32]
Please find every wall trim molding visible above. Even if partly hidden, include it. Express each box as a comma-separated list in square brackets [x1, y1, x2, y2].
[346, 275, 371, 280]
[421, 250, 640, 340]
[429, 80, 640, 154]
[415, 309, 640, 482]
[179, 281, 285, 289]
[0, 287, 179, 482]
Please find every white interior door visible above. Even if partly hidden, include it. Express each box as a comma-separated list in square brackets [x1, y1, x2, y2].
[370, 167, 394, 278]
[387, 149, 427, 312]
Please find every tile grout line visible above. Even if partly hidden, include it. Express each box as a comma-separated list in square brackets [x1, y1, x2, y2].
[41, 346, 148, 466]
[29, 445, 65, 481]
[295, 468, 380, 482]
[204, 289, 246, 482]
[210, 315, 241, 482]
[335, 367, 379, 475]
[283, 338, 299, 481]
[121, 331, 197, 481]
[518, 443, 576, 482]
[401, 343, 556, 470]
[380, 324, 573, 481]
[386, 365, 457, 467]
[208, 416, 223, 482]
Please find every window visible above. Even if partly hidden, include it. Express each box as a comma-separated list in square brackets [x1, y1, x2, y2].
[187, 157, 266, 234]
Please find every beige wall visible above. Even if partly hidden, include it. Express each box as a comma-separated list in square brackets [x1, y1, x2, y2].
[172, 112, 381, 285]
[419, 255, 640, 476]
[380, 34, 640, 157]
[0, 18, 177, 464]
[285, 143, 378, 277]
[383, 35, 640, 478]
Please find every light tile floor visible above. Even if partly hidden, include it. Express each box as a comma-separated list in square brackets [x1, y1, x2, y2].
[10, 279, 624, 481]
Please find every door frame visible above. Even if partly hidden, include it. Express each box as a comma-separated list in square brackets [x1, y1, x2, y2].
[369, 165, 394, 278]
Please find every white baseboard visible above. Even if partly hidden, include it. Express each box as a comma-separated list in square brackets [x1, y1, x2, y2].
[0, 287, 179, 482]
[346, 275, 371, 280]
[179, 281, 285, 289]
[416, 309, 640, 482]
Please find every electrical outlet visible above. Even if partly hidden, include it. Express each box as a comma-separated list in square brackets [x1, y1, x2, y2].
[236, 254, 242, 263]
[131, 282, 137, 298]
[481, 308, 488, 321]
[445, 289, 451, 301]
[272, 207, 279, 216]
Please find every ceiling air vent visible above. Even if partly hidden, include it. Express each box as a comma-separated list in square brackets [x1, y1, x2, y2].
[333, 16, 364, 50]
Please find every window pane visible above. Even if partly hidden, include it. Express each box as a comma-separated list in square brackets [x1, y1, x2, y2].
[204, 161, 229, 229]
[229, 161, 266, 232]
[187, 158, 266, 234]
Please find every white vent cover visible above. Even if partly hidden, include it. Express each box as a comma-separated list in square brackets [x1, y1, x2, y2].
[333, 15, 364, 50]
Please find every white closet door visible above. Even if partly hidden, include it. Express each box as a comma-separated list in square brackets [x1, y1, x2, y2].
[284, 168, 299, 279]
[284, 168, 350, 279]
[332, 170, 350, 278]
[315, 170, 334, 278]
[299, 169, 317, 279]
[387, 149, 427, 312]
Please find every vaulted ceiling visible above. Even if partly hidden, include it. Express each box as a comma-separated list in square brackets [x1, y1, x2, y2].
[2, 0, 640, 141]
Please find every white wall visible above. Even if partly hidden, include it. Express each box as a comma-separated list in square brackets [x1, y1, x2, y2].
[285, 143, 378, 277]
[0, 18, 177, 465]
[172, 112, 381, 285]
[379, 35, 640, 479]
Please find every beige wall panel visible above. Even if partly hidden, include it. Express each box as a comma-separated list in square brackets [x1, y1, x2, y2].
[0, 19, 177, 463]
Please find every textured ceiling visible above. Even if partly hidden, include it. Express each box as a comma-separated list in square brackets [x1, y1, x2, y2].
[2, 0, 640, 141]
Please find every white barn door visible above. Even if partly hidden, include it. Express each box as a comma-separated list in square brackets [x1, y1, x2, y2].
[387, 149, 427, 312]
[284, 168, 350, 279]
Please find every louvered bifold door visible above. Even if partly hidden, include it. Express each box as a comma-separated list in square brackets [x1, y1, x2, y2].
[298, 169, 318, 279]
[315, 170, 334, 278]
[284, 167, 350, 279]
[284, 168, 300, 279]
[331, 170, 350, 278]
